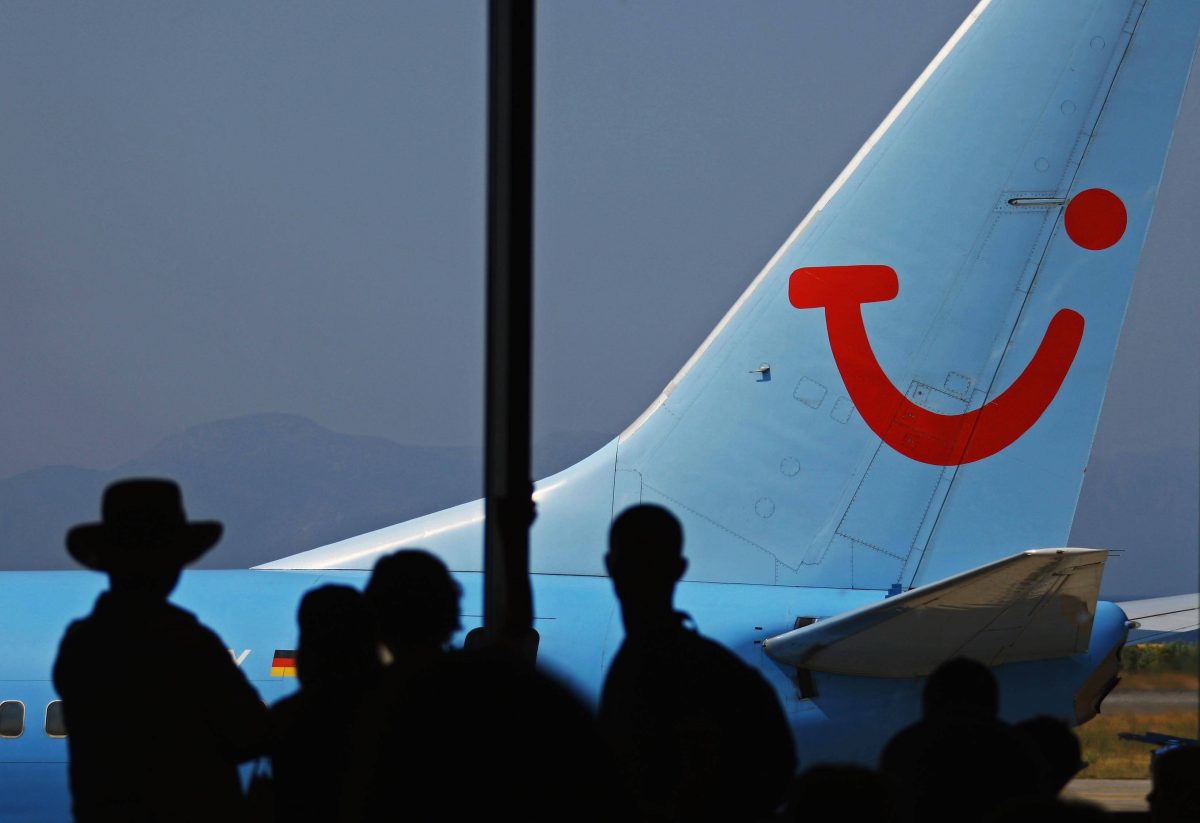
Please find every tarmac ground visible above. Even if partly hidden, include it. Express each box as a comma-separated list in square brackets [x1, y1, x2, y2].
[1063, 779, 1151, 812]
[1099, 690, 1199, 714]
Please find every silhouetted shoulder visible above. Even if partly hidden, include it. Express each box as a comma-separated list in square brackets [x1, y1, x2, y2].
[600, 618, 794, 822]
[879, 718, 937, 780]
[54, 597, 216, 689]
[349, 651, 623, 823]
[883, 716, 1042, 823]
[602, 618, 778, 711]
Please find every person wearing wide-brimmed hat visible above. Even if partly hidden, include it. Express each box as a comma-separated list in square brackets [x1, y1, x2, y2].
[52, 479, 268, 823]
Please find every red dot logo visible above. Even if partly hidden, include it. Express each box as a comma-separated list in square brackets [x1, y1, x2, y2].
[1064, 188, 1127, 250]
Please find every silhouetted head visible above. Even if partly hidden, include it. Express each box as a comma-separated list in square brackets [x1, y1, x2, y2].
[296, 584, 381, 689]
[365, 549, 461, 653]
[1014, 715, 1084, 794]
[922, 657, 999, 721]
[605, 505, 686, 618]
[1149, 746, 1200, 822]
[66, 479, 221, 597]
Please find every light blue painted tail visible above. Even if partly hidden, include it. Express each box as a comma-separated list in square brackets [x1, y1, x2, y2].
[267, 0, 1200, 590]
[610, 0, 1200, 588]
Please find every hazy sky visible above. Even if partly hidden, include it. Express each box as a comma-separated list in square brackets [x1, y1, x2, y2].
[2, 2, 1196, 588]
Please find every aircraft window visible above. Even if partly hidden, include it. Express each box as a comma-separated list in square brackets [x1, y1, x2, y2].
[45, 701, 67, 738]
[0, 701, 24, 738]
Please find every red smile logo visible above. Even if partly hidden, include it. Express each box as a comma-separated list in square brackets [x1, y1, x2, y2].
[788, 188, 1125, 466]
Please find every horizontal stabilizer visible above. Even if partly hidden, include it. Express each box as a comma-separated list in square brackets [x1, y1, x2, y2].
[763, 548, 1107, 677]
[1118, 594, 1199, 645]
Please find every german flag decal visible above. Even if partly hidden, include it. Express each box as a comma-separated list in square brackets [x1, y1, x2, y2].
[271, 650, 297, 677]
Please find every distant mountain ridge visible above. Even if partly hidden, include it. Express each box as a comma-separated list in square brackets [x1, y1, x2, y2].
[2, 413, 1192, 593]
[0, 414, 610, 570]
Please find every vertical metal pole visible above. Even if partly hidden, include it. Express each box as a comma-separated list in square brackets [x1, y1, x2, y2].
[483, 0, 535, 650]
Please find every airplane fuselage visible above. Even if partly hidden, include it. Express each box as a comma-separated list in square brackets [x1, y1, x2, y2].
[0, 569, 1128, 822]
[6, 2, 1197, 818]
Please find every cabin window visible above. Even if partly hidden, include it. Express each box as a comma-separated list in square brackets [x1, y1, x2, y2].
[0, 701, 24, 738]
[45, 701, 67, 738]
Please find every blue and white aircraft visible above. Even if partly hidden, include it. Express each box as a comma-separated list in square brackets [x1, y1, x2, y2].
[3, 1, 1200, 819]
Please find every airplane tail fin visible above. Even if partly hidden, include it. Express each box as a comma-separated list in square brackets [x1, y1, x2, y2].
[265, 2, 1200, 585]
[610, 0, 1200, 589]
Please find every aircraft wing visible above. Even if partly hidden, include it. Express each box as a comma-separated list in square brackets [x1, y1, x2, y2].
[1118, 594, 1200, 644]
[763, 548, 1108, 677]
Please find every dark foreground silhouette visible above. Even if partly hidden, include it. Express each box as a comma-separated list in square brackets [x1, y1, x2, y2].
[53, 479, 267, 823]
[57, 483, 1175, 823]
[340, 549, 462, 821]
[1149, 745, 1200, 823]
[364, 548, 462, 685]
[347, 649, 625, 822]
[782, 763, 899, 823]
[880, 656, 1044, 823]
[986, 795, 1109, 823]
[1015, 715, 1087, 796]
[598, 504, 796, 823]
[341, 549, 624, 822]
[268, 585, 381, 823]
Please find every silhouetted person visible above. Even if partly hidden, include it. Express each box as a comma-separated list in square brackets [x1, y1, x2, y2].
[53, 479, 267, 823]
[355, 651, 625, 822]
[782, 764, 899, 823]
[881, 657, 1000, 783]
[343, 549, 624, 822]
[1014, 715, 1085, 795]
[364, 548, 461, 679]
[340, 549, 462, 821]
[880, 657, 1041, 823]
[598, 504, 796, 823]
[269, 585, 381, 823]
[1149, 746, 1200, 823]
